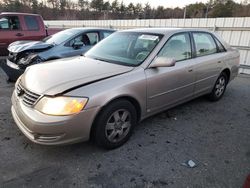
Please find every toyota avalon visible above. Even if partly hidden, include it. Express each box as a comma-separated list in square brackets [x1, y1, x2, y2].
[11, 28, 240, 149]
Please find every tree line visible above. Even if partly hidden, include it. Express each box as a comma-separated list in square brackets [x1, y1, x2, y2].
[0, 0, 250, 20]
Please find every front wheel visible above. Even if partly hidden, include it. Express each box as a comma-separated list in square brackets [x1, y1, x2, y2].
[94, 100, 137, 149]
[208, 72, 228, 101]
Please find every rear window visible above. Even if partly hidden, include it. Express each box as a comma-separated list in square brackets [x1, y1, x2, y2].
[24, 16, 39, 30]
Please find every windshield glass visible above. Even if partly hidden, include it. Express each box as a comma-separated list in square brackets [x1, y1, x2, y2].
[43, 29, 79, 45]
[85, 32, 163, 66]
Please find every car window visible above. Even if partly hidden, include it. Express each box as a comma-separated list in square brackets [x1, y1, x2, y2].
[86, 32, 99, 45]
[106, 34, 130, 50]
[158, 33, 192, 61]
[214, 37, 226, 52]
[67, 32, 97, 47]
[0, 16, 20, 30]
[24, 16, 39, 30]
[134, 36, 158, 50]
[43, 29, 80, 45]
[85, 32, 162, 66]
[68, 35, 84, 47]
[103, 31, 113, 38]
[0, 18, 8, 29]
[193, 32, 217, 57]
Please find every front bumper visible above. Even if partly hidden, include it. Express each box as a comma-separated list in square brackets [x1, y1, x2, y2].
[11, 92, 100, 145]
[0, 59, 24, 81]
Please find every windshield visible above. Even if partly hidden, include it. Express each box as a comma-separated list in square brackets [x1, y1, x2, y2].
[43, 29, 80, 45]
[85, 32, 163, 66]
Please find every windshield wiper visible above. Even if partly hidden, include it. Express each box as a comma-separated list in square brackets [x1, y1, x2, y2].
[90, 57, 110, 63]
[87, 56, 134, 67]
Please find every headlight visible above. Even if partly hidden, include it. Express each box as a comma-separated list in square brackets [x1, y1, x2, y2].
[35, 96, 88, 116]
[18, 54, 39, 65]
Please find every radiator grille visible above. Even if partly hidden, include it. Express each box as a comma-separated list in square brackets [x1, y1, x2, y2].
[16, 83, 41, 107]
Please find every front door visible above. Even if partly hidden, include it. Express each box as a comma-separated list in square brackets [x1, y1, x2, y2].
[0, 15, 24, 56]
[146, 32, 195, 113]
[61, 31, 100, 58]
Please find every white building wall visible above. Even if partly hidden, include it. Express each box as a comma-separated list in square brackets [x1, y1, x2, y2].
[45, 17, 250, 74]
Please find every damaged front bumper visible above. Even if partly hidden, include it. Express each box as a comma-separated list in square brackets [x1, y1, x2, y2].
[0, 59, 24, 81]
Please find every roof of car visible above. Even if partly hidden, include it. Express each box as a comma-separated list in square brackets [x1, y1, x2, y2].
[66, 27, 116, 32]
[0, 12, 41, 17]
[120, 28, 211, 35]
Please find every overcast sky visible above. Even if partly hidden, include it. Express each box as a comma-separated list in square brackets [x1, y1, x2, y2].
[114, 0, 243, 8]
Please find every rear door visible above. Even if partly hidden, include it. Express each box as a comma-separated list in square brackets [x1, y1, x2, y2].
[22, 15, 46, 41]
[191, 32, 226, 96]
[0, 15, 24, 56]
[145, 32, 195, 113]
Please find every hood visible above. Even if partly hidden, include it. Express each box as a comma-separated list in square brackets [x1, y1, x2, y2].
[8, 41, 53, 53]
[20, 56, 134, 95]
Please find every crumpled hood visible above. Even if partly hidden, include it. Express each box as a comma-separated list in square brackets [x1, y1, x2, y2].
[8, 41, 53, 53]
[20, 56, 134, 95]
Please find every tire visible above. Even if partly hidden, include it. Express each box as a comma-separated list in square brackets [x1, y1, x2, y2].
[94, 100, 137, 149]
[208, 72, 228, 101]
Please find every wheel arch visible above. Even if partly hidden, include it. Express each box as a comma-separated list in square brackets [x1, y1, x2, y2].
[221, 68, 231, 83]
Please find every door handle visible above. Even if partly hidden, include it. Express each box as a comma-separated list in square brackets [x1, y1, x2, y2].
[217, 61, 222, 64]
[16, 33, 24, 37]
[188, 68, 193, 72]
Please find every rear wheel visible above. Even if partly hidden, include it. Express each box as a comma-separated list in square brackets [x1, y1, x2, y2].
[94, 100, 137, 149]
[208, 72, 228, 101]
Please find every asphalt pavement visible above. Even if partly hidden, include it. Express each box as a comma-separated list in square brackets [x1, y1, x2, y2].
[0, 62, 250, 188]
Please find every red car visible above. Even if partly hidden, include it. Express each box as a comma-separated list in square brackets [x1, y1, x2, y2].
[0, 12, 61, 56]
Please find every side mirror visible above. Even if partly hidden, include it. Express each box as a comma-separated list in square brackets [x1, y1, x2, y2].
[149, 57, 176, 68]
[73, 41, 84, 49]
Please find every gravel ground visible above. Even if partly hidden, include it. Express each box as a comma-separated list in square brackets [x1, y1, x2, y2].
[0, 63, 250, 188]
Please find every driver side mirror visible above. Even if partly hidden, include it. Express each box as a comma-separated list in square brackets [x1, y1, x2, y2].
[149, 57, 176, 68]
[73, 41, 84, 49]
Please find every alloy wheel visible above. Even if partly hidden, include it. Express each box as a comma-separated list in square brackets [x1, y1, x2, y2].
[215, 76, 226, 97]
[105, 109, 131, 143]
